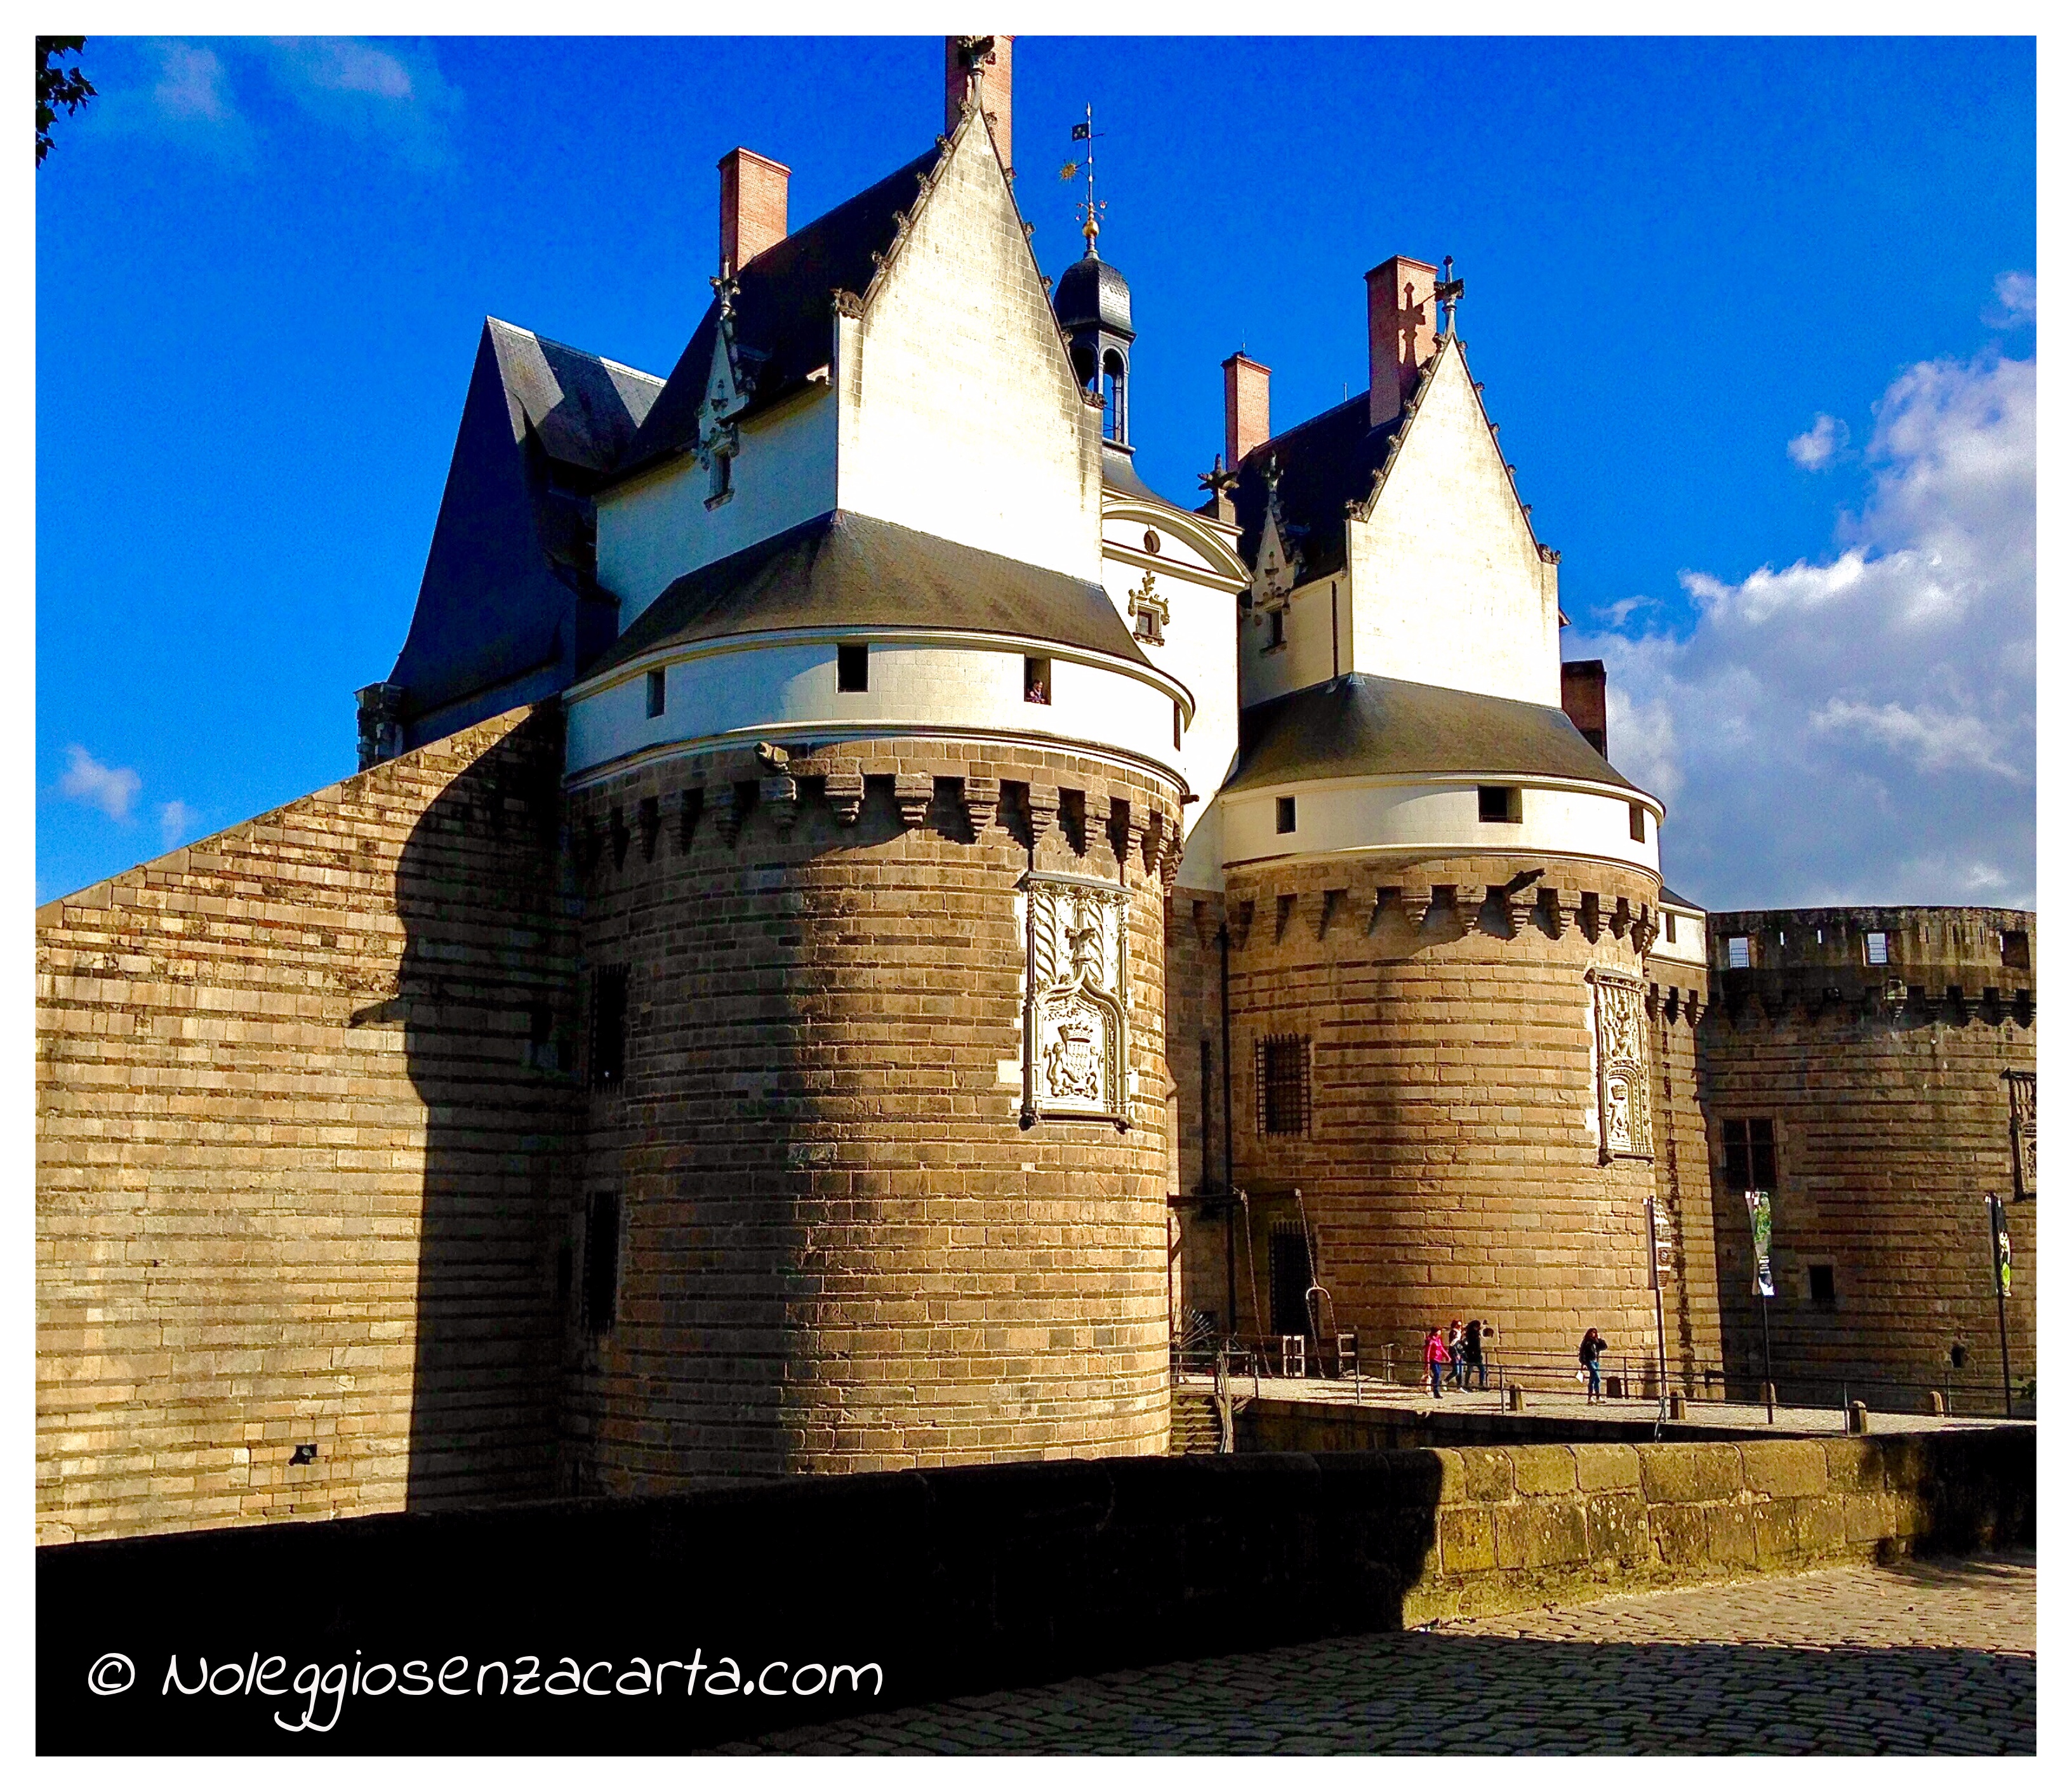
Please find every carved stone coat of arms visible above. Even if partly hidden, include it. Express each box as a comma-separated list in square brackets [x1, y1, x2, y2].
[1022, 873, 1129, 1126]
[1588, 968, 1654, 1164]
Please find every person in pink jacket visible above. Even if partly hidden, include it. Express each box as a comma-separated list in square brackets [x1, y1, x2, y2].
[1423, 1327, 1451, 1398]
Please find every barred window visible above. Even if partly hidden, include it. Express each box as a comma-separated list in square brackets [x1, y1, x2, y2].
[590, 965, 629, 1093]
[1722, 1116, 1777, 1191]
[1726, 934, 1751, 969]
[1256, 1035, 1310, 1136]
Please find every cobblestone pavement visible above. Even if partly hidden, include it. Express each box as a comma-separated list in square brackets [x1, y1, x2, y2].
[739, 1553, 2035, 1755]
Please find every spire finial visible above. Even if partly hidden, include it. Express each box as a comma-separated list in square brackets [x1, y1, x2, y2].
[1435, 255, 1465, 335]
[1060, 102, 1104, 255]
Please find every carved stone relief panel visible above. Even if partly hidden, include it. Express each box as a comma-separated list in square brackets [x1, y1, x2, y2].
[1588, 967, 1653, 1164]
[1023, 872, 1129, 1127]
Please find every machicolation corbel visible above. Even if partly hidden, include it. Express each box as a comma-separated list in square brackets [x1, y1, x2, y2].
[893, 773, 934, 830]
[963, 774, 1000, 837]
[824, 769, 864, 825]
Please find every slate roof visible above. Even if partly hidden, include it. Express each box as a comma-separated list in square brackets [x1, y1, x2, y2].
[589, 510, 1153, 678]
[621, 143, 948, 475]
[1659, 886, 1703, 911]
[1227, 672, 1640, 794]
[385, 321, 664, 742]
[1229, 390, 1397, 583]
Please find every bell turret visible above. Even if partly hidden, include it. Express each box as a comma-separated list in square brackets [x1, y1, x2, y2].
[1056, 243, 1136, 449]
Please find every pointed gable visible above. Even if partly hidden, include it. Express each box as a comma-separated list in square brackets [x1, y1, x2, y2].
[1345, 336, 1561, 707]
[834, 105, 1103, 580]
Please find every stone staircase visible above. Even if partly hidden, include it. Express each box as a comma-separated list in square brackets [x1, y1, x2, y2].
[1169, 1390, 1223, 1455]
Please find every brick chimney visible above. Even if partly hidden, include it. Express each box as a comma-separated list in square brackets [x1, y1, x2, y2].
[1223, 352, 1271, 468]
[718, 147, 790, 277]
[945, 35, 1013, 170]
[1562, 660, 1609, 758]
[1366, 255, 1438, 427]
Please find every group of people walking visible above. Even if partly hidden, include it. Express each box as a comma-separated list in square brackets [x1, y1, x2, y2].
[1420, 1322, 1612, 1401]
[1421, 1318, 1489, 1396]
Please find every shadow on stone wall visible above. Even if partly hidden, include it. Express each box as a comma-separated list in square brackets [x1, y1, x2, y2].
[376, 709, 582, 1508]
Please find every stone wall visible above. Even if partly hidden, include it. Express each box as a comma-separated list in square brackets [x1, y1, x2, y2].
[1201, 851, 1709, 1370]
[563, 737, 1183, 1486]
[1700, 908, 2036, 1401]
[36, 708, 581, 1543]
[39, 1426, 2033, 1751]
[1166, 884, 1230, 1334]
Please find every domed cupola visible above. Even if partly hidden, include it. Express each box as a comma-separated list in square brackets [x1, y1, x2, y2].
[1055, 231, 1136, 450]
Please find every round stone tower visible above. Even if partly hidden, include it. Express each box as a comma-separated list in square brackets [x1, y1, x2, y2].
[1699, 905, 2036, 1407]
[1212, 672, 1678, 1379]
[559, 515, 1190, 1489]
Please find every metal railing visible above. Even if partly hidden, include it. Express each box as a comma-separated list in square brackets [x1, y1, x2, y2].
[1172, 1331, 2035, 1423]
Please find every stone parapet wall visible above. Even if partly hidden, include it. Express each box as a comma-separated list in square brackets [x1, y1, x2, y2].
[1376, 1428, 2032, 1624]
[564, 736, 1183, 1486]
[39, 1426, 2034, 1750]
[1206, 851, 1716, 1367]
[37, 708, 580, 1543]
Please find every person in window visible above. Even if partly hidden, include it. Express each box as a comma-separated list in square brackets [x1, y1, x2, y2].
[1578, 1327, 1607, 1403]
[1423, 1327, 1451, 1400]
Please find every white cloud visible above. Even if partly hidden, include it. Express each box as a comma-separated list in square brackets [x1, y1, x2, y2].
[1787, 412, 1849, 470]
[159, 800, 199, 849]
[152, 42, 237, 123]
[57, 747, 142, 822]
[1572, 329, 2035, 912]
[93, 40, 256, 163]
[264, 38, 463, 168]
[1986, 270, 2036, 328]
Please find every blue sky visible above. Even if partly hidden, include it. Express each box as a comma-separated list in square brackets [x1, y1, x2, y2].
[36, 34, 2036, 908]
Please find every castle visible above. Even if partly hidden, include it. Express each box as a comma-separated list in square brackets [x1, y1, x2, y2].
[35, 38, 2034, 1543]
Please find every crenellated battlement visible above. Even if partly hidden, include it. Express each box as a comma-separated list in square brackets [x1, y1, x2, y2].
[569, 740, 1186, 892]
[1708, 905, 2036, 1029]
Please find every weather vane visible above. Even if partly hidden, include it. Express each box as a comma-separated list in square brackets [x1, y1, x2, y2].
[1059, 103, 1105, 251]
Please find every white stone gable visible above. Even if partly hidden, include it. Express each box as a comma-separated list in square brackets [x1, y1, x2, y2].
[1345, 338, 1561, 707]
[836, 110, 1103, 580]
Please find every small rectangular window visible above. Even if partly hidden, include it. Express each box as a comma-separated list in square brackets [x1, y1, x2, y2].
[1807, 1263, 1836, 1308]
[1256, 1035, 1310, 1136]
[1630, 802, 1647, 843]
[1664, 912, 1678, 945]
[2002, 929, 2029, 970]
[837, 642, 869, 692]
[1267, 609, 1285, 649]
[1722, 1116, 1777, 1191]
[583, 1188, 621, 1337]
[644, 668, 665, 719]
[1275, 795, 1296, 835]
[1864, 931, 1889, 966]
[1023, 656, 1051, 705]
[1478, 785, 1522, 824]
[1727, 935, 1751, 969]
[590, 966, 629, 1092]
[706, 449, 733, 507]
